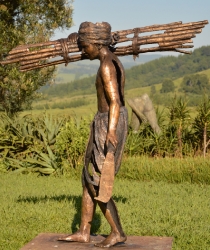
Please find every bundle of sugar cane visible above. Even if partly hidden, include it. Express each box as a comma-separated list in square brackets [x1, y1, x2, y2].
[1, 20, 208, 72]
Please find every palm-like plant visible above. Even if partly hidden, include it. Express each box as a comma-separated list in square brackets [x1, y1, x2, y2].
[167, 96, 192, 157]
[193, 95, 210, 157]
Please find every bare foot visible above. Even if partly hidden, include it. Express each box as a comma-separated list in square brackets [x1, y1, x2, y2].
[58, 231, 90, 243]
[94, 231, 127, 248]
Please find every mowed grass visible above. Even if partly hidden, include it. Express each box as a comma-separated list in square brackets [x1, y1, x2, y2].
[0, 173, 210, 250]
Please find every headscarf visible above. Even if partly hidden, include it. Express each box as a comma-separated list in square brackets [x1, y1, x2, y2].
[78, 22, 112, 46]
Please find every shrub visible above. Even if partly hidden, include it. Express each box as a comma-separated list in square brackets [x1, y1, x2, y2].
[0, 113, 65, 174]
[55, 116, 91, 170]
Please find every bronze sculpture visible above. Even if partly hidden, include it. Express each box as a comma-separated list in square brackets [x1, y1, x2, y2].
[57, 22, 128, 248]
[127, 94, 161, 134]
[1, 19, 209, 248]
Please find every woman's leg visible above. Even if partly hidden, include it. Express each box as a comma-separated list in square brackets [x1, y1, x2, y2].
[95, 198, 127, 247]
[58, 185, 96, 242]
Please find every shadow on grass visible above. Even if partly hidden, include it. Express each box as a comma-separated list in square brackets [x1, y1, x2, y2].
[16, 194, 127, 204]
[16, 194, 127, 234]
[16, 194, 81, 204]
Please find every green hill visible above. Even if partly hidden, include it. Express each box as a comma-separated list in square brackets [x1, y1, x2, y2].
[34, 45, 210, 112]
[31, 67, 210, 118]
[42, 45, 210, 96]
[125, 45, 210, 89]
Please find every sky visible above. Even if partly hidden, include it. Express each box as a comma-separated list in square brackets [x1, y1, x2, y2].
[53, 0, 210, 56]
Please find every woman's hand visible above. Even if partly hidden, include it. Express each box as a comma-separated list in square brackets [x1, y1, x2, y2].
[106, 130, 118, 148]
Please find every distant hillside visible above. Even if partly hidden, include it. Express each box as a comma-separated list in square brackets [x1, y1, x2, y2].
[125, 45, 210, 89]
[55, 54, 163, 83]
[33, 68, 210, 114]
[42, 45, 210, 97]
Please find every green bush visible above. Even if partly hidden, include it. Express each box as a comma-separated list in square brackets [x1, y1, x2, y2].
[0, 113, 65, 174]
[1, 94, 210, 175]
[180, 74, 210, 94]
[160, 78, 175, 93]
[55, 116, 92, 169]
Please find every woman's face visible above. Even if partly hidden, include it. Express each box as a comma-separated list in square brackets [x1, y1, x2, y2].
[81, 42, 99, 60]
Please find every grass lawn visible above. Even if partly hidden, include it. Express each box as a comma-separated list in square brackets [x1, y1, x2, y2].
[0, 173, 210, 250]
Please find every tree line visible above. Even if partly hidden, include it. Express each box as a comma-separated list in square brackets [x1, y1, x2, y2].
[125, 46, 210, 89]
[42, 46, 210, 100]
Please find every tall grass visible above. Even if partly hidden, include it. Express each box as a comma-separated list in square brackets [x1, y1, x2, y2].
[118, 156, 210, 184]
[47, 156, 210, 185]
[34, 98, 90, 110]
[0, 173, 209, 250]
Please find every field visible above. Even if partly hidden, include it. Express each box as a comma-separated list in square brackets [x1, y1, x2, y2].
[27, 68, 210, 119]
[1, 157, 210, 250]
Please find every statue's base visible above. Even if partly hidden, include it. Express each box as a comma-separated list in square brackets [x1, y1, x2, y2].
[20, 233, 173, 249]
